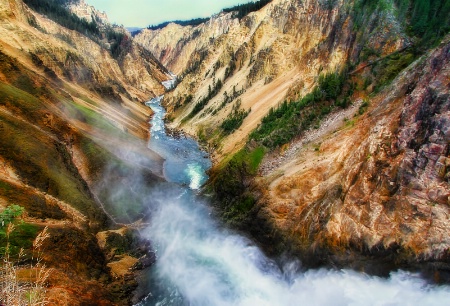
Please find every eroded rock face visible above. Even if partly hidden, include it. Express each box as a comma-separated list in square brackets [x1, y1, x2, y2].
[260, 39, 449, 262]
[134, 0, 450, 264]
[135, 13, 238, 74]
[135, 0, 407, 160]
[67, 0, 109, 26]
[0, 0, 168, 303]
[0, 0, 168, 138]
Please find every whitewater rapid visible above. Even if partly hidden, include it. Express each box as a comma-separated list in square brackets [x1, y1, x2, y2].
[146, 96, 211, 189]
[138, 96, 450, 305]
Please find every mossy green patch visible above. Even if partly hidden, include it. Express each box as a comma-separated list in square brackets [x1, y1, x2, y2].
[209, 147, 265, 223]
[247, 147, 265, 174]
[0, 111, 102, 222]
[373, 52, 417, 91]
[0, 83, 44, 114]
[4, 223, 40, 255]
[60, 99, 125, 136]
[0, 203, 40, 258]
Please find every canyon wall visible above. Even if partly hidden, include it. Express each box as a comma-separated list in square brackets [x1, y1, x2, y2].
[137, 0, 449, 269]
[136, 0, 406, 159]
[0, 0, 168, 303]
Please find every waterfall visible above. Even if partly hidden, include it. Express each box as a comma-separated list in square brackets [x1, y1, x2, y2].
[136, 96, 450, 306]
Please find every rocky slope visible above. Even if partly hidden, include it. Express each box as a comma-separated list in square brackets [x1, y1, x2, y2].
[257, 39, 449, 266]
[0, 0, 169, 303]
[136, 0, 449, 273]
[67, 0, 109, 26]
[136, 0, 407, 159]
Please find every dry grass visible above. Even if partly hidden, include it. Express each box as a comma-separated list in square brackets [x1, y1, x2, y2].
[1, 225, 52, 305]
[107, 255, 138, 278]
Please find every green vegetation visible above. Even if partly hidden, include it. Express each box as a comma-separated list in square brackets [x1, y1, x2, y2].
[103, 229, 141, 256]
[0, 71, 85, 221]
[250, 70, 352, 148]
[344, 118, 356, 128]
[105, 28, 132, 59]
[358, 99, 370, 115]
[0, 49, 154, 226]
[223, 0, 273, 19]
[0, 83, 43, 116]
[23, 0, 134, 59]
[372, 51, 417, 90]
[147, 18, 210, 31]
[0, 205, 40, 256]
[218, 86, 245, 111]
[0, 179, 67, 221]
[147, 0, 273, 29]
[23, 0, 99, 37]
[188, 78, 223, 118]
[61, 100, 124, 136]
[224, 57, 237, 81]
[174, 94, 193, 110]
[0, 205, 24, 230]
[105, 34, 134, 62]
[78, 136, 162, 223]
[0, 101, 102, 223]
[209, 147, 265, 222]
[246, 147, 266, 174]
[0, 223, 40, 257]
[221, 101, 250, 135]
[183, 49, 209, 77]
[1, 221, 49, 305]
[354, 0, 450, 45]
[396, 0, 450, 43]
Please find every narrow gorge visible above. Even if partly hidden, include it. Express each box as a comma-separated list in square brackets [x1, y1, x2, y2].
[136, 0, 450, 274]
[0, 0, 449, 305]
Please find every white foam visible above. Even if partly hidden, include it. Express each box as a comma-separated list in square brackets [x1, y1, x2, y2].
[141, 193, 450, 306]
[185, 163, 203, 189]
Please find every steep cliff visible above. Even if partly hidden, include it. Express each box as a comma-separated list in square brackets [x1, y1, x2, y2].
[137, 0, 450, 271]
[136, 0, 407, 159]
[0, 0, 168, 303]
[257, 38, 450, 266]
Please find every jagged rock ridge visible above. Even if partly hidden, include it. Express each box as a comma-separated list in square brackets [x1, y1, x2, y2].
[136, 0, 406, 158]
[0, 0, 169, 303]
[136, 0, 450, 268]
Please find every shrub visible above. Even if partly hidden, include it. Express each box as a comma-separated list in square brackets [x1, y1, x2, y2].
[188, 78, 223, 118]
[250, 70, 351, 148]
[1, 206, 51, 305]
[0, 205, 24, 229]
[221, 101, 250, 134]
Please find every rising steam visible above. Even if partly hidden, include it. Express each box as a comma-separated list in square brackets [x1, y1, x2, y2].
[133, 96, 450, 305]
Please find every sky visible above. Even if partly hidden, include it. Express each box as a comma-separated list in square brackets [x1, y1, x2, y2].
[85, 0, 252, 28]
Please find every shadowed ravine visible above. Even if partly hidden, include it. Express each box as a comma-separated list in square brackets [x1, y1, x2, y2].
[136, 96, 450, 305]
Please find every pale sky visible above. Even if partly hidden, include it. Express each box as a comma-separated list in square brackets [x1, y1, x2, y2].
[85, 0, 252, 28]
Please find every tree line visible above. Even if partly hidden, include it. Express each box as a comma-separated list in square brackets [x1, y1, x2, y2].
[23, 0, 134, 60]
[355, 0, 450, 45]
[397, 0, 450, 44]
[250, 70, 352, 148]
[147, 18, 210, 31]
[23, 0, 100, 37]
[222, 0, 273, 19]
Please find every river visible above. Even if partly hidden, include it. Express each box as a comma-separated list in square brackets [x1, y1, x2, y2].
[136, 96, 450, 305]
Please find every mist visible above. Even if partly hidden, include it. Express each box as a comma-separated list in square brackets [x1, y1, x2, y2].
[136, 185, 450, 305]
[131, 96, 450, 305]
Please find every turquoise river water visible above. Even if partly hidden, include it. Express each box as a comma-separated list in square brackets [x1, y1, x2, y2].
[135, 95, 450, 306]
